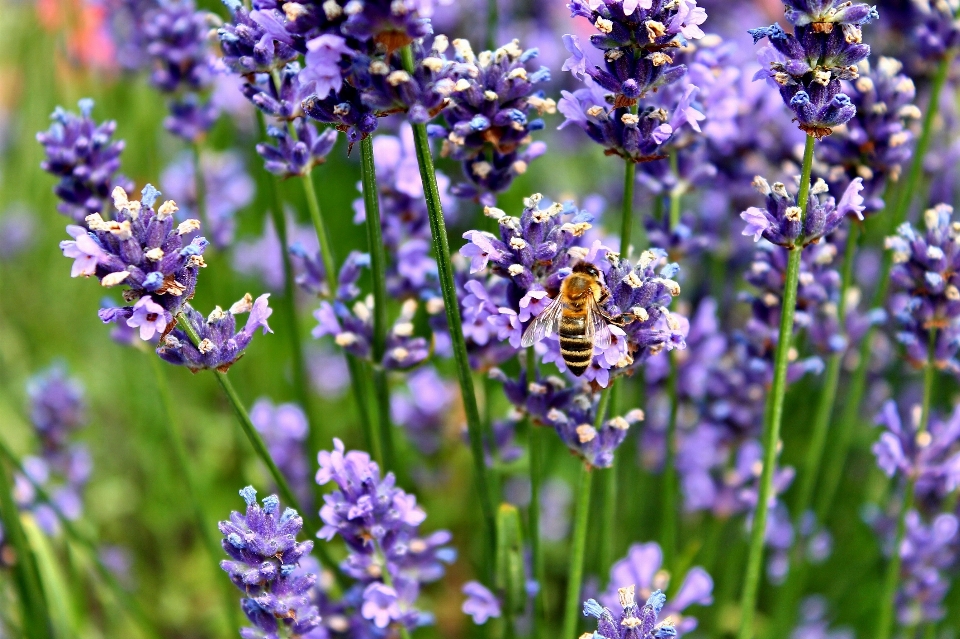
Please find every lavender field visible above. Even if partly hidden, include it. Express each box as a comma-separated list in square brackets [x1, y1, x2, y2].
[0, 0, 958, 638]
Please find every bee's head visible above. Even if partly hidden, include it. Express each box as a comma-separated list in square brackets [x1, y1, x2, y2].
[572, 262, 600, 279]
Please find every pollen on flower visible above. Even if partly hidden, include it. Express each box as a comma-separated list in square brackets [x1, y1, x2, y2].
[576, 424, 597, 443]
[177, 219, 201, 235]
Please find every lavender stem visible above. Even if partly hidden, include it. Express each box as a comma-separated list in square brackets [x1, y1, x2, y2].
[876, 331, 937, 639]
[399, 44, 498, 565]
[737, 133, 816, 639]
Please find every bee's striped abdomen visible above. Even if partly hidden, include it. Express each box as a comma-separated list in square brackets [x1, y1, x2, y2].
[559, 314, 592, 376]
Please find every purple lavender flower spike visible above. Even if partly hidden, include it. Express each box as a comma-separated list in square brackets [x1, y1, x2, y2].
[141, 0, 221, 141]
[462, 581, 502, 624]
[218, 0, 300, 74]
[599, 542, 713, 635]
[60, 185, 208, 334]
[584, 585, 678, 639]
[37, 99, 133, 223]
[250, 398, 312, 507]
[312, 253, 430, 370]
[258, 116, 339, 178]
[157, 293, 273, 371]
[428, 38, 555, 205]
[740, 175, 864, 248]
[908, 0, 960, 61]
[219, 486, 322, 637]
[316, 438, 455, 631]
[750, 2, 877, 138]
[817, 57, 920, 215]
[873, 400, 960, 508]
[391, 367, 456, 455]
[791, 596, 853, 639]
[14, 365, 91, 535]
[338, 0, 434, 52]
[896, 511, 959, 625]
[886, 204, 960, 373]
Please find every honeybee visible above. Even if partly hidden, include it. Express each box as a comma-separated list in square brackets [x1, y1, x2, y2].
[520, 262, 627, 376]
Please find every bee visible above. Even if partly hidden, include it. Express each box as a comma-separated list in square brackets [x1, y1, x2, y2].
[520, 262, 626, 376]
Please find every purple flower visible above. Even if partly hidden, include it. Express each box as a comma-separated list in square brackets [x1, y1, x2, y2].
[462, 581, 502, 624]
[583, 586, 676, 639]
[896, 511, 959, 625]
[886, 204, 960, 372]
[391, 367, 456, 455]
[61, 225, 106, 277]
[217, 0, 299, 74]
[316, 438, 455, 631]
[300, 34, 353, 99]
[600, 542, 713, 635]
[250, 398, 312, 508]
[219, 486, 321, 637]
[37, 99, 133, 223]
[257, 117, 339, 178]
[873, 400, 960, 508]
[126, 295, 168, 341]
[740, 175, 864, 248]
[157, 294, 273, 371]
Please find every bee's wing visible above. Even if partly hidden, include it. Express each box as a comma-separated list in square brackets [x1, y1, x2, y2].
[521, 297, 564, 347]
[587, 296, 612, 350]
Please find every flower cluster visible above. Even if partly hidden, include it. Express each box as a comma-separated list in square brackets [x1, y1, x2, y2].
[157, 293, 273, 371]
[391, 367, 458, 456]
[37, 99, 132, 223]
[817, 57, 920, 214]
[459, 194, 685, 385]
[896, 511, 959, 625]
[600, 542, 713, 635]
[250, 398, 312, 507]
[886, 204, 960, 372]
[909, 0, 960, 62]
[558, 0, 707, 162]
[427, 38, 554, 204]
[873, 401, 960, 510]
[583, 586, 677, 639]
[312, 251, 431, 370]
[740, 175, 865, 248]
[14, 365, 92, 535]
[750, 0, 878, 137]
[219, 486, 321, 637]
[140, 0, 220, 140]
[60, 185, 207, 339]
[316, 439, 455, 631]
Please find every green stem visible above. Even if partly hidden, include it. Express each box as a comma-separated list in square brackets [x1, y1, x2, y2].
[0, 447, 50, 639]
[669, 149, 681, 230]
[255, 110, 318, 483]
[816, 53, 953, 519]
[148, 355, 239, 631]
[772, 229, 858, 634]
[0, 436, 161, 639]
[662, 352, 680, 571]
[359, 135, 398, 475]
[737, 133, 816, 639]
[300, 172, 339, 296]
[598, 381, 620, 579]
[349, 356, 379, 462]
[400, 44, 498, 563]
[526, 349, 547, 639]
[621, 159, 636, 258]
[174, 314, 342, 582]
[877, 333, 937, 639]
[562, 464, 595, 639]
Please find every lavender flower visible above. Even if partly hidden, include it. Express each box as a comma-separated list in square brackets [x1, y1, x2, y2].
[219, 486, 321, 637]
[750, 1, 877, 138]
[428, 38, 554, 204]
[886, 204, 960, 372]
[338, 0, 434, 51]
[462, 581, 502, 624]
[316, 438, 455, 630]
[817, 57, 920, 214]
[391, 367, 457, 455]
[599, 542, 713, 635]
[740, 175, 865, 248]
[14, 365, 91, 535]
[60, 185, 208, 335]
[791, 597, 853, 639]
[258, 115, 339, 178]
[37, 99, 133, 223]
[873, 400, 960, 509]
[250, 398, 312, 507]
[896, 511, 959, 625]
[312, 252, 430, 370]
[909, 0, 960, 61]
[583, 586, 677, 639]
[218, 0, 300, 74]
[157, 293, 273, 371]
[160, 149, 255, 248]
